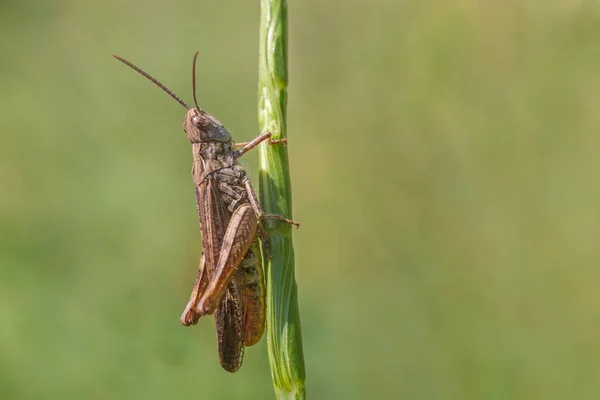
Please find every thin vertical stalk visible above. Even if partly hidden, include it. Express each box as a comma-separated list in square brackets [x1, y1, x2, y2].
[257, 1, 306, 399]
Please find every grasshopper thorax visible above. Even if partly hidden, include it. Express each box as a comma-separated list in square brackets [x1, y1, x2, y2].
[184, 108, 232, 144]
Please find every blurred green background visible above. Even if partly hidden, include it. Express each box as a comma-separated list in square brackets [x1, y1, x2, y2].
[2, 0, 600, 399]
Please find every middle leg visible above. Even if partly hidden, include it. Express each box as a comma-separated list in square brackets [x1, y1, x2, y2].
[243, 179, 300, 229]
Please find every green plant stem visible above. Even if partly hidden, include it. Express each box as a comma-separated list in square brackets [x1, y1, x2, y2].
[257, 0, 306, 399]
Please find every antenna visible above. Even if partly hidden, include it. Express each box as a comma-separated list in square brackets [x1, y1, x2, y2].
[192, 50, 200, 110]
[113, 54, 190, 110]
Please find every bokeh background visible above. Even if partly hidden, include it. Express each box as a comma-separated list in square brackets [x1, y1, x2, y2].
[2, 1, 600, 399]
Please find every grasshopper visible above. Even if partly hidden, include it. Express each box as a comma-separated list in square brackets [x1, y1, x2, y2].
[113, 52, 299, 372]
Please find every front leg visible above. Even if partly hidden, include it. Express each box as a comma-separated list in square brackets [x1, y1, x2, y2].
[233, 131, 287, 159]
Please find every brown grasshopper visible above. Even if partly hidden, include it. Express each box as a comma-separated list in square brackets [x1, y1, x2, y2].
[113, 52, 299, 372]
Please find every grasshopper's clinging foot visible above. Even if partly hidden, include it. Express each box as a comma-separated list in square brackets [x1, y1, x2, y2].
[234, 132, 287, 158]
[267, 137, 287, 146]
[233, 133, 287, 149]
[262, 214, 300, 229]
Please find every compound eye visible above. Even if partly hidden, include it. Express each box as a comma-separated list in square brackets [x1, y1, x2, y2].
[192, 115, 201, 126]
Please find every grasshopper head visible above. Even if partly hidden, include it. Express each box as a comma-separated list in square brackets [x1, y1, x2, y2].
[184, 108, 232, 143]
